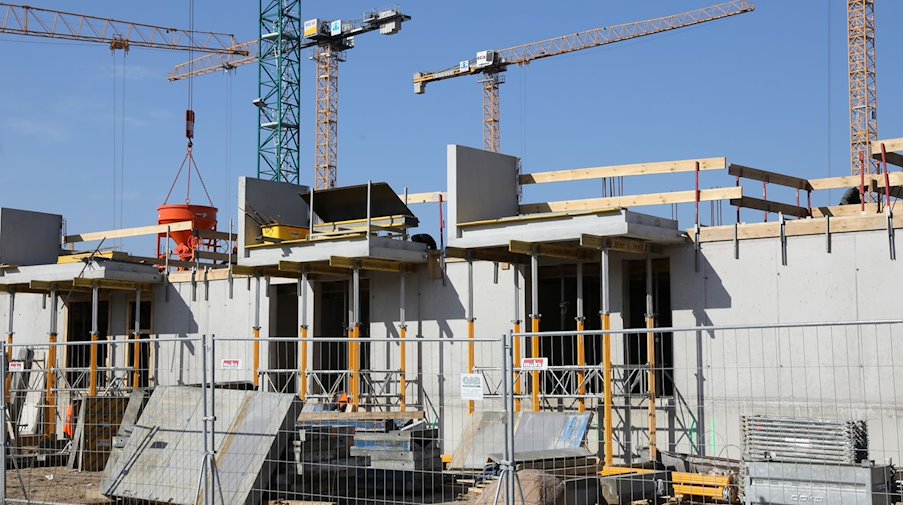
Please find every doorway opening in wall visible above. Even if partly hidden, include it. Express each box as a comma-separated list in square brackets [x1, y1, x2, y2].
[313, 279, 370, 402]
[127, 300, 152, 388]
[624, 258, 673, 397]
[65, 299, 110, 390]
[269, 282, 299, 394]
[537, 263, 603, 405]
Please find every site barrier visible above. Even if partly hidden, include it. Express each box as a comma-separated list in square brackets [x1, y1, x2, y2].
[0, 320, 901, 505]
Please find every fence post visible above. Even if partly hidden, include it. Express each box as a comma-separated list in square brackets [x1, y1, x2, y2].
[0, 340, 6, 504]
[198, 334, 210, 505]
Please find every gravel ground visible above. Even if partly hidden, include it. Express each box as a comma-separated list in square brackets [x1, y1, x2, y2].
[5, 466, 111, 504]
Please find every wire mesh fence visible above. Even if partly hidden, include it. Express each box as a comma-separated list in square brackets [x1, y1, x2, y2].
[0, 320, 901, 505]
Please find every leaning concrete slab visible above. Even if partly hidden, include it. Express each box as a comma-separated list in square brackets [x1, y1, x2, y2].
[448, 411, 592, 470]
[102, 386, 301, 505]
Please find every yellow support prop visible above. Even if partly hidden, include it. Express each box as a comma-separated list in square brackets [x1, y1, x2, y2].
[468, 319, 475, 414]
[647, 315, 657, 461]
[252, 326, 260, 387]
[531, 316, 540, 413]
[46, 334, 57, 438]
[513, 321, 522, 413]
[300, 325, 308, 400]
[131, 333, 141, 389]
[351, 324, 360, 410]
[603, 313, 613, 466]
[577, 319, 586, 413]
[88, 333, 99, 397]
[5, 333, 12, 404]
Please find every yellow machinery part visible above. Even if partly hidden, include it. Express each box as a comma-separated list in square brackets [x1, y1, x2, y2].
[261, 225, 309, 242]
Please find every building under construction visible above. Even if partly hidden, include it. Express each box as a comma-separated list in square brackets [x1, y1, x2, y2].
[0, 1, 901, 505]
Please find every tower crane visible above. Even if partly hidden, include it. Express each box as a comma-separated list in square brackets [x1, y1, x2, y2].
[413, 1, 755, 153]
[847, 0, 878, 177]
[0, 2, 244, 54]
[169, 8, 411, 190]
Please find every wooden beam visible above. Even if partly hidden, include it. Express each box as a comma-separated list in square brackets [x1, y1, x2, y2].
[194, 229, 236, 241]
[328, 256, 417, 273]
[519, 187, 741, 214]
[519, 157, 726, 185]
[729, 196, 809, 218]
[875, 171, 903, 189]
[277, 261, 349, 277]
[399, 192, 446, 204]
[811, 203, 879, 218]
[65, 221, 193, 244]
[871, 137, 903, 156]
[71, 278, 156, 291]
[508, 240, 594, 260]
[728, 164, 812, 190]
[691, 213, 901, 243]
[445, 247, 523, 264]
[0, 283, 43, 294]
[580, 235, 657, 254]
[808, 175, 877, 191]
[194, 250, 231, 263]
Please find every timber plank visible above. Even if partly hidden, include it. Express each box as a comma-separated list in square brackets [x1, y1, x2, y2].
[691, 213, 900, 243]
[65, 221, 193, 244]
[519, 157, 726, 184]
[519, 187, 741, 214]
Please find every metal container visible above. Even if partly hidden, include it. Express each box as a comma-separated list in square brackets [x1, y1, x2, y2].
[744, 461, 894, 505]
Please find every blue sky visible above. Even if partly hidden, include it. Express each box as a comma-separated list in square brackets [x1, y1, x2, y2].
[1, 1, 901, 250]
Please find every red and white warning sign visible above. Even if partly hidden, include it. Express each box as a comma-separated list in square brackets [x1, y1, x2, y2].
[221, 359, 242, 369]
[521, 357, 548, 371]
[8, 361, 23, 372]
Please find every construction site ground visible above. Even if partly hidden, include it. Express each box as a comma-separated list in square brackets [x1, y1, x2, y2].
[5, 467, 110, 504]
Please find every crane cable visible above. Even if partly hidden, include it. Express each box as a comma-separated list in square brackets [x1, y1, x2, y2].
[110, 48, 127, 245]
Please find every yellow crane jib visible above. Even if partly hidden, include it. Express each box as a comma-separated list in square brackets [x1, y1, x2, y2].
[411, 0, 755, 153]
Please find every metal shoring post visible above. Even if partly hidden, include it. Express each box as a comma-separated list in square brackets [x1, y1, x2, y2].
[164, 226, 171, 302]
[47, 285, 58, 438]
[576, 262, 586, 413]
[645, 254, 657, 461]
[352, 266, 361, 410]
[467, 254, 475, 415]
[366, 180, 372, 240]
[512, 265, 522, 413]
[601, 248, 613, 467]
[4, 289, 14, 404]
[308, 186, 315, 240]
[228, 219, 234, 300]
[694, 161, 701, 272]
[253, 275, 261, 387]
[779, 213, 787, 266]
[299, 271, 309, 400]
[826, 215, 832, 253]
[529, 250, 541, 413]
[399, 270, 407, 412]
[132, 288, 141, 389]
[1, 340, 6, 503]
[881, 143, 896, 260]
[89, 283, 99, 397]
[734, 174, 740, 260]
